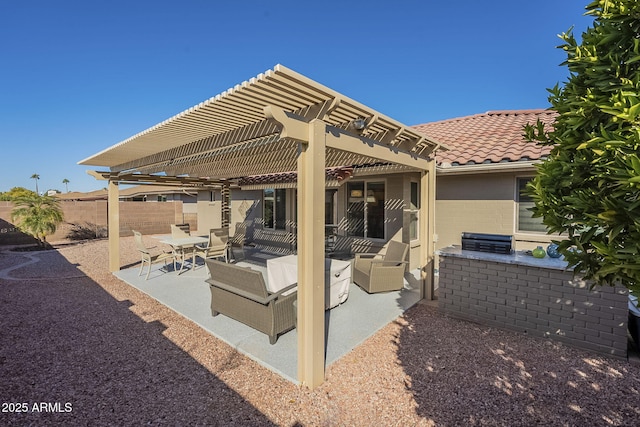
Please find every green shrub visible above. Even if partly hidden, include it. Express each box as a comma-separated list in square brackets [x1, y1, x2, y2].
[66, 222, 108, 241]
[525, 0, 640, 296]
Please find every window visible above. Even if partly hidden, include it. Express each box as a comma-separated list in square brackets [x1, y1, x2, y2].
[409, 181, 419, 240]
[157, 195, 167, 202]
[264, 189, 287, 230]
[325, 189, 337, 225]
[347, 181, 385, 239]
[516, 177, 546, 233]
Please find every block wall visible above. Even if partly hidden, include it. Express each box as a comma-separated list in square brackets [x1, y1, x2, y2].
[118, 201, 184, 236]
[0, 201, 187, 245]
[438, 255, 628, 358]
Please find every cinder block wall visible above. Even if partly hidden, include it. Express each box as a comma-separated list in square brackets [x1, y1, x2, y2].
[0, 201, 188, 245]
[438, 255, 628, 358]
[118, 201, 184, 236]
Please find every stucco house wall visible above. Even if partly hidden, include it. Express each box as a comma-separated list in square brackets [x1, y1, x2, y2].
[192, 172, 423, 267]
[413, 109, 561, 254]
[197, 189, 262, 240]
[435, 171, 555, 252]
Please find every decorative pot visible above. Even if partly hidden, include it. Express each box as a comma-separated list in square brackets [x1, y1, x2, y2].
[546, 243, 561, 258]
[532, 246, 546, 259]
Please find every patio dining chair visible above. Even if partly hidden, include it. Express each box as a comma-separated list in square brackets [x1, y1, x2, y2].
[133, 230, 177, 280]
[228, 224, 247, 262]
[195, 228, 229, 270]
[353, 240, 409, 293]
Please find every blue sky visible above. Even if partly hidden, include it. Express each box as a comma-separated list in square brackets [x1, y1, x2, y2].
[0, 0, 593, 193]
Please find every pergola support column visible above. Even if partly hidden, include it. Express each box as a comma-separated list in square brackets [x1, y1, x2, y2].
[265, 105, 327, 388]
[108, 180, 120, 272]
[419, 162, 436, 299]
[221, 182, 230, 229]
[297, 119, 326, 388]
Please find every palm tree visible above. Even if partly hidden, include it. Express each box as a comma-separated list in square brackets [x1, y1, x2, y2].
[11, 194, 64, 247]
[62, 178, 70, 192]
[30, 173, 40, 195]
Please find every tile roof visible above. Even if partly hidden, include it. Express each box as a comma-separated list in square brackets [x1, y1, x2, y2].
[413, 109, 557, 166]
[56, 189, 108, 201]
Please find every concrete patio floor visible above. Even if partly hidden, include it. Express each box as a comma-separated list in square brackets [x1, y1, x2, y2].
[114, 251, 422, 384]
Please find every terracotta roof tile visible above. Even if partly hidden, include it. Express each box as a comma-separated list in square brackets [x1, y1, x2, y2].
[413, 109, 557, 166]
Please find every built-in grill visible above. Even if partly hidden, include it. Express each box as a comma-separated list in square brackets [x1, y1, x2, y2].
[461, 232, 513, 255]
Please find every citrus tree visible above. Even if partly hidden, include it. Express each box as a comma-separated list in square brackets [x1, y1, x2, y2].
[11, 194, 64, 247]
[0, 187, 37, 201]
[525, 0, 640, 296]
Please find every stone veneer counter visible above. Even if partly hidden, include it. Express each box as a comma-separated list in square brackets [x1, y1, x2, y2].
[437, 246, 628, 359]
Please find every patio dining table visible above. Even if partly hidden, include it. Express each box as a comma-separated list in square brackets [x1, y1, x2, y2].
[157, 235, 209, 274]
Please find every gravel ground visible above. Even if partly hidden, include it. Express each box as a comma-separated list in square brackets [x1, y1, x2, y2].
[0, 237, 639, 426]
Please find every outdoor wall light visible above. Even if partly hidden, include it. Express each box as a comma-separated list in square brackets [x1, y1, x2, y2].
[352, 117, 367, 131]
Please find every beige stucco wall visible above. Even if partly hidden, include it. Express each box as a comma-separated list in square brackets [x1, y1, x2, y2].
[195, 174, 423, 267]
[436, 171, 557, 252]
[436, 199, 515, 247]
[335, 172, 424, 270]
[333, 173, 409, 254]
[197, 190, 262, 239]
[197, 201, 224, 233]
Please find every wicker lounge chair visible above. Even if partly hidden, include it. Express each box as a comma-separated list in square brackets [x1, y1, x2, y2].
[353, 240, 409, 293]
[205, 259, 297, 344]
[133, 230, 176, 280]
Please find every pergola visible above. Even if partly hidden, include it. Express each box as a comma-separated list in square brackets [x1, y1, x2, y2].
[79, 64, 443, 388]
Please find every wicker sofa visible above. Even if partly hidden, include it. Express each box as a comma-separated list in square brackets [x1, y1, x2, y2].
[205, 259, 297, 344]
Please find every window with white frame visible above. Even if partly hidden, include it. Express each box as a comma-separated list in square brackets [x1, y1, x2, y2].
[325, 189, 337, 225]
[263, 189, 287, 230]
[347, 181, 385, 239]
[409, 181, 420, 240]
[516, 177, 547, 233]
